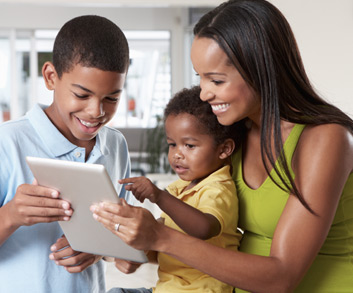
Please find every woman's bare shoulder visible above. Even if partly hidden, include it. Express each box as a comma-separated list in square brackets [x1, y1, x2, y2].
[295, 123, 353, 171]
[302, 123, 352, 145]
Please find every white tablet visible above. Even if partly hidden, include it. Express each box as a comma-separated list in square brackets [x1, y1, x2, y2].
[26, 156, 147, 263]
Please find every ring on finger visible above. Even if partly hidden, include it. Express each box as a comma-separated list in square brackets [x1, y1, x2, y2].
[114, 223, 120, 232]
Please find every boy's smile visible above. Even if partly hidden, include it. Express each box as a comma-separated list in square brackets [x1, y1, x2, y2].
[43, 63, 126, 154]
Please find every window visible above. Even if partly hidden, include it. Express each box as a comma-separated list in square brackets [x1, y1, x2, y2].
[111, 30, 171, 128]
[0, 29, 171, 128]
[0, 32, 11, 122]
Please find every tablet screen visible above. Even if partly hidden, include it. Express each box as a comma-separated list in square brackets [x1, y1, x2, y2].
[26, 156, 147, 263]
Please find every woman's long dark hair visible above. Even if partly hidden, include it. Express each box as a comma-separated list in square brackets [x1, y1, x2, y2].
[194, 0, 353, 213]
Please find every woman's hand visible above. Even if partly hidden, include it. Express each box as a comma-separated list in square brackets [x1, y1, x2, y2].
[90, 199, 163, 251]
[49, 235, 102, 273]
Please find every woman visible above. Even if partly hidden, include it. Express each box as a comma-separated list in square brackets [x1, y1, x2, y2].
[92, 0, 353, 291]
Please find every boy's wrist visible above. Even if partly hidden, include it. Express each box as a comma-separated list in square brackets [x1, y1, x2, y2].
[2, 202, 19, 231]
[0, 202, 19, 245]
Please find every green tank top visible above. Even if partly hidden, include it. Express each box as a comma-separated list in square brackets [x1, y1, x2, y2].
[232, 124, 353, 292]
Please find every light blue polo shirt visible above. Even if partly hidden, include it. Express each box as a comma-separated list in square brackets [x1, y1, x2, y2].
[0, 104, 133, 293]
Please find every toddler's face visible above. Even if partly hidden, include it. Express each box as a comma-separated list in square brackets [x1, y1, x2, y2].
[45, 63, 126, 151]
[165, 113, 225, 184]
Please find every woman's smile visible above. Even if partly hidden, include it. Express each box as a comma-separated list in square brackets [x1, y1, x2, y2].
[210, 103, 230, 115]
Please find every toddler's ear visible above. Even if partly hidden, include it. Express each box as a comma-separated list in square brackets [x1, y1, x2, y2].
[219, 138, 235, 160]
[42, 61, 57, 90]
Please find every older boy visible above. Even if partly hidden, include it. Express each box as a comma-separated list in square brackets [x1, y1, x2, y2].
[0, 15, 132, 292]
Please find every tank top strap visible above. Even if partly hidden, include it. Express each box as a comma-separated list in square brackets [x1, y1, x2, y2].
[232, 124, 306, 181]
[282, 124, 306, 166]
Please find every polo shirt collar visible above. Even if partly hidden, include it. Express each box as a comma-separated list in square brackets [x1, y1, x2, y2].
[26, 104, 105, 158]
[168, 165, 231, 197]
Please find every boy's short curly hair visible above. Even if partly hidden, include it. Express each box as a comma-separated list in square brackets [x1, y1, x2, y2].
[164, 86, 244, 148]
[53, 15, 129, 78]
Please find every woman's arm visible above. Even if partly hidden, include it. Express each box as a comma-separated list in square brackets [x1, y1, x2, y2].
[93, 124, 353, 292]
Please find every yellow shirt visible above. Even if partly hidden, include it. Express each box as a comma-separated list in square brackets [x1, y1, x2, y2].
[154, 165, 241, 293]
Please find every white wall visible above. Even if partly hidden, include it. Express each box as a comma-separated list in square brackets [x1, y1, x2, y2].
[271, 0, 353, 117]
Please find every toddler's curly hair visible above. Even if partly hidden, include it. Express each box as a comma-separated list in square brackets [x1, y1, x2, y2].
[164, 85, 244, 149]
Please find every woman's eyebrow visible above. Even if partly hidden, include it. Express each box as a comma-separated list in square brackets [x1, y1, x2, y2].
[204, 72, 226, 77]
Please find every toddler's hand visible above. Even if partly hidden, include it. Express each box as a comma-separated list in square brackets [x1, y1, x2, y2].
[119, 177, 162, 204]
